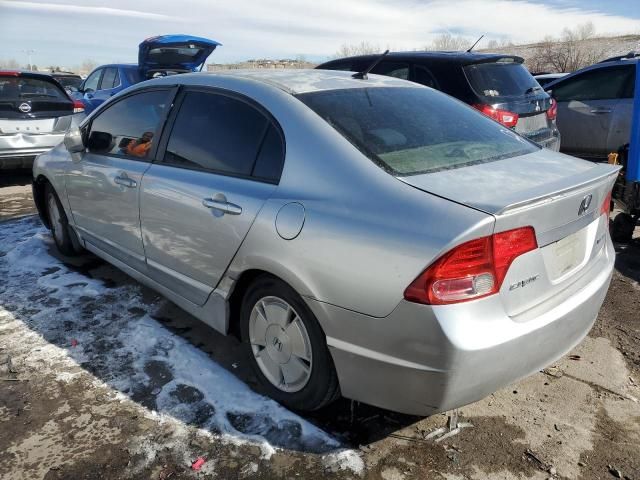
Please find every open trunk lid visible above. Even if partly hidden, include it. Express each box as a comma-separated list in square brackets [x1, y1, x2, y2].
[399, 149, 619, 317]
[138, 34, 221, 76]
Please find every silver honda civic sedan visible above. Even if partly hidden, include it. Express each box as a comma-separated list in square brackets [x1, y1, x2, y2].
[32, 69, 618, 416]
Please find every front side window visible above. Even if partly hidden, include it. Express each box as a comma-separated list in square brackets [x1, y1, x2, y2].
[87, 89, 171, 159]
[298, 87, 537, 175]
[163, 91, 284, 181]
[83, 69, 102, 92]
[552, 66, 634, 102]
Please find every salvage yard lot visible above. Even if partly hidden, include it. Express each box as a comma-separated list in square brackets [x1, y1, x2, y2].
[0, 174, 639, 480]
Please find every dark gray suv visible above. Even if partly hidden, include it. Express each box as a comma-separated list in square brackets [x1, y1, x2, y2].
[318, 52, 560, 151]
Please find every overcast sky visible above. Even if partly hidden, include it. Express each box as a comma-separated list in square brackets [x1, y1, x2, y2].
[1, 0, 639, 68]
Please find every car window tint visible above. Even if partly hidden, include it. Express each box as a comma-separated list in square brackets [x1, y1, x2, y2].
[321, 60, 353, 71]
[87, 89, 171, 160]
[164, 91, 271, 177]
[83, 70, 101, 92]
[252, 124, 285, 182]
[413, 65, 438, 88]
[553, 66, 632, 102]
[298, 87, 537, 175]
[464, 61, 539, 98]
[100, 68, 117, 90]
[621, 66, 636, 99]
[371, 61, 409, 80]
[0, 76, 69, 101]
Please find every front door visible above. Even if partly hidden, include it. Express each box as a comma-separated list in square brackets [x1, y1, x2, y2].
[140, 89, 285, 305]
[66, 88, 174, 269]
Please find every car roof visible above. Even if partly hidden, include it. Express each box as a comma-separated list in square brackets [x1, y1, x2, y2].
[147, 68, 414, 94]
[544, 58, 637, 90]
[321, 51, 524, 66]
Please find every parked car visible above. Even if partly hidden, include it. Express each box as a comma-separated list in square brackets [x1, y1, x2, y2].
[33, 70, 617, 416]
[534, 72, 568, 87]
[50, 71, 83, 93]
[74, 34, 220, 114]
[545, 54, 637, 160]
[317, 52, 561, 150]
[0, 70, 83, 169]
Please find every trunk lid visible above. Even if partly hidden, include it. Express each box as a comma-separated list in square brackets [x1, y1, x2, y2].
[399, 149, 619, 316]
[138, 34, 221, 76]
[0, 72, 73, 131]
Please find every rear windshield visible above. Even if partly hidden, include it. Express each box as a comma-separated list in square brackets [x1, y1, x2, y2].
[55, 76, 82, 89]
[464, 61, 540, 98]
[148, 47, 206, 65]
[0, 76, 69, 101]
[297, 87, 537, 175]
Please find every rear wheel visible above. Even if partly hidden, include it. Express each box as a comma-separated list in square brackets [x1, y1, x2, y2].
[45, 184, 79, 256]
[611, 212, 636, 243]
[240, 275, 340, 411]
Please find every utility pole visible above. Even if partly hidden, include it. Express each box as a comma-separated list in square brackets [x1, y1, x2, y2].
[22, 49, 35, 71]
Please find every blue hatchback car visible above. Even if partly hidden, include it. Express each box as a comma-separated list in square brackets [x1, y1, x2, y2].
[74, 34, 221, 113]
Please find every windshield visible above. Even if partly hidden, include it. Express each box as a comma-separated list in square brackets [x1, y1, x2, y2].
[297, 87, 538, 175]
[0, 76, 69, 101]
[464, 61, 541, 98]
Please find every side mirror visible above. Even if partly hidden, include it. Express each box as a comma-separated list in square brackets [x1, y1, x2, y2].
[86, 131, 113, 153]
[64, 126, 85, 153]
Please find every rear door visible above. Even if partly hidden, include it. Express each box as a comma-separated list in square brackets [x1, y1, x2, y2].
[551, 65, 631, 158]
[90, 67, 121, 106]
[66, 88, 175, 271]
[140, 88, 284, 305]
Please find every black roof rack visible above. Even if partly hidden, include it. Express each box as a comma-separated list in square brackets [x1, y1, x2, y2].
[598, 51, 640, 63]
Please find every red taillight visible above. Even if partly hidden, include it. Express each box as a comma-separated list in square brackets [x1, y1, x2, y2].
[546, 98, 557, 121]
[72, 100, 85, 114]
[473, 104, 519, 128]
[601, 189, 612, 221]
[404, 227, 538, 305]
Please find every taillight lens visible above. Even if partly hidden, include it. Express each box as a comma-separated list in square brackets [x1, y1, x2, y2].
[546, 98, 557, 121]
[601, 189, 612, 221]
[72, 100, 85, 114]
[473, 104, 519, 128]
[404, 227, 538, 305]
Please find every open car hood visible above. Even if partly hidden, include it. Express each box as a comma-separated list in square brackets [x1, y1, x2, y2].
[138, 34, 221, 75]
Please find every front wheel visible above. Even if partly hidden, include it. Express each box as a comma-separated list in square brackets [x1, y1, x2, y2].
[240, 275, 340, 411]
[45, 184, 79, 256]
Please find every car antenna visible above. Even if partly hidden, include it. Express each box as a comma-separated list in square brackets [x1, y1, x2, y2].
[352, 50, 390, 79]
[466, 35, 484, 52]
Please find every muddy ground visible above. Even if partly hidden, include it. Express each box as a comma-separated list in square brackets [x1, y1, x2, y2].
[0, 171, 639, 480]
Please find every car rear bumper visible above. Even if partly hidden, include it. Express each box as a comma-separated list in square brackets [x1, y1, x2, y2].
[308, 235, 614, 416]
[0, 133, 65, 168]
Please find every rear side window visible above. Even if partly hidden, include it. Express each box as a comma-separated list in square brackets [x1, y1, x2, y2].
[87, 89, 171, 160]
[0, 76, 68, 101]
[99, 68, 119, 90]
[298, 87, 537, 175]
[553, 66, 634, 102]
[163, 91, 284, 182]
[413, 65, 439, 89]
[464, 60, 539, 98]
[320, 60, 354, 71]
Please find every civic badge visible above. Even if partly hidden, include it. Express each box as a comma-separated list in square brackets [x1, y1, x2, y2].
[18, 103, 31, 113]
[578, 194, 592, 216]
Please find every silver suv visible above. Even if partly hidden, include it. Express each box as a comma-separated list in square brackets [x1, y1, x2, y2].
[546, 54, 637, 161]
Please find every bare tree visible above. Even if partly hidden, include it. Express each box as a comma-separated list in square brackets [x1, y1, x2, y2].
[426, 33, 469, 51]
[333, 41, 382, 58]
[0, 58, 20, 69]
[80, 59, 97, 74]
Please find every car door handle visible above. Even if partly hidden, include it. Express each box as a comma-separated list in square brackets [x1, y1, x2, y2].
[114, 175, 137, 188]
[202, 198, 242, 215]
[590, 108, 612, 114]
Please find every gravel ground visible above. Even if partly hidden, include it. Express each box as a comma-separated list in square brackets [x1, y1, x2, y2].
[0, 173, 639, 480]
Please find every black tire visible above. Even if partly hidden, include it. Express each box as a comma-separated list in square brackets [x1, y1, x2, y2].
[240, 274, 340, 411]
[611, 212, 636, 244]
[45, 183, 79, 256]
